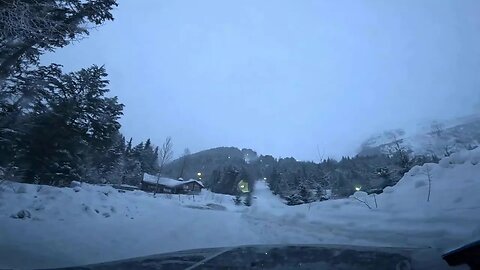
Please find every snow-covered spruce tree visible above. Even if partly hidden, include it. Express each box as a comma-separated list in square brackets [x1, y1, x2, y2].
[266, 167, 281, 194]
[140, 139, 160, 175]
[286, 193, 303, 206]
[102, 132, 127, 184]
[315, 185, 326, 201]
[0, 0, 118, 79]
[123, 157, 142, 186]
[0, 1, 134, 186]
[298, 183, 313, 204]
[233, 195, 243, 205]
[243, 195, 252, 206]
[9, 65, 124, 185]
[244, 167, 255, 207]
[211, 165, 238, 195]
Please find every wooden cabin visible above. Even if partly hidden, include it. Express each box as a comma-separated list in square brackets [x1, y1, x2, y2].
[141, 173, 204, 194]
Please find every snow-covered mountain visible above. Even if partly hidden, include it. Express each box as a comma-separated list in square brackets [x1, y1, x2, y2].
[358, 114, 480, 157]
[163, 147, 259, 180]
[1, 148, 480, 268]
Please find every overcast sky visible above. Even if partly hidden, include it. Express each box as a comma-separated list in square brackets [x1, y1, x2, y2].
[43, 0, 480, 160]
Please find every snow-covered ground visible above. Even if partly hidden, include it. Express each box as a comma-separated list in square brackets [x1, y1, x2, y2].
[1, 149, 480, 269]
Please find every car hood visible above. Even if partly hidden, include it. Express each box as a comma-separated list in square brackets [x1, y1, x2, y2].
[51, 244, 456, 270]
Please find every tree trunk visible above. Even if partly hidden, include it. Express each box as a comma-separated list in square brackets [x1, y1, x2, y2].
[154, 174, 159, 197]
[427, 176, 431, 202]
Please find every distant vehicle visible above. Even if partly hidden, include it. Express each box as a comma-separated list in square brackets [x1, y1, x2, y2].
[53, 241, 480, 269]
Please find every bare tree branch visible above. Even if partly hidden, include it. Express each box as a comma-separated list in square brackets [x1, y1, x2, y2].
[154, 136, 173, 196]
[423, 164, 433, 202]
[352, 196, 372, 210]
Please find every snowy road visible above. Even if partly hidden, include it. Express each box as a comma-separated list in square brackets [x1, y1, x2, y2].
[0, 206, 468, 269]
[0, 205, 441, 269]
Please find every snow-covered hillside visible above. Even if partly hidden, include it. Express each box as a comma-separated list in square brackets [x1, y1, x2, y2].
[1, 148, 480, 269]
[359, 114, 480, 157]
[248, 149, 480, 248]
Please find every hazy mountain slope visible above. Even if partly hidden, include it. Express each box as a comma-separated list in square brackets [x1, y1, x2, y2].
[358, 114, 480, 157]
[163, 147, 258, 181]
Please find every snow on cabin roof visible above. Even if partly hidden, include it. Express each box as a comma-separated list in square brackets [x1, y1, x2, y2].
[185, 178, 205, 188]
[143, 174, 179, 187]
[142, 173, 204, 188]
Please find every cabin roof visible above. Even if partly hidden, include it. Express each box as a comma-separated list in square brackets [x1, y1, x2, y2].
[142, 173, 204, 188]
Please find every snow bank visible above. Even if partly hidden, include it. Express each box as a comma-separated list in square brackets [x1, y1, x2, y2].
[0, 182, 252, 268]
[0, 181, 239, 222]
[247, 148, 480, 250]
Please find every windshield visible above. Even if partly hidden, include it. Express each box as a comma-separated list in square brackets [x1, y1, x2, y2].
[1, 1, 479, 269]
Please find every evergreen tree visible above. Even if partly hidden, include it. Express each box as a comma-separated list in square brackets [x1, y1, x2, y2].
[233, 195, 243, 205]
[3, 65, 124, 185]
[17, 111, 85, 185]
[244, 194, 252, 206]
[315, 185, 326, 201]
[207, 169, 222, 189]
[267, 167, 281, 194]
[238, 166, 254, 206]
[102, 132, 127, 184]
[124, 143, 142, 186]
[211, 165, 239, 195]
[153, 146, 159, 170]
[286, 193, 303, 206]
[298, 184, 313, 203]
[139, 138, 158, 174]
[0, 0, 118, 78]
[126, 138, 133, 153]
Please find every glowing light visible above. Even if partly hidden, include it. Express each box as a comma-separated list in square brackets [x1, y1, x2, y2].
[197, 172, 202, 176]
[263, 177, 267, 180]
[355, 186, 361, 191]
[238, 180, 249, 193]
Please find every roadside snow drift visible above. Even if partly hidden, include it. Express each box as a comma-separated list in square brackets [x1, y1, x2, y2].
[1, 148, 480, 269]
